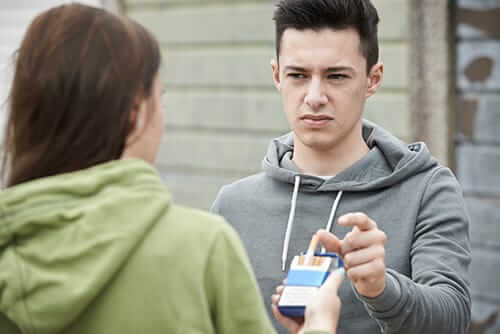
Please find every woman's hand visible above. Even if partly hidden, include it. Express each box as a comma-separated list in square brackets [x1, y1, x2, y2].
[271, 268, 345, 334]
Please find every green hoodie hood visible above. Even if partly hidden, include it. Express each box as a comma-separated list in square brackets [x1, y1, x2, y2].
[0, 159, 170, 334]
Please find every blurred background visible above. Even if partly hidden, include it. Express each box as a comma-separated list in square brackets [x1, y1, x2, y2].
[0, 0, 499, 333]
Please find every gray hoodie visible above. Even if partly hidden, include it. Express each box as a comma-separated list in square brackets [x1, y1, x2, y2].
[211, 120, 471, 334]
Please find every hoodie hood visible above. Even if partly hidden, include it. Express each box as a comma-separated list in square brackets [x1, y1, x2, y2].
[0, 159, 170, 334]
[262, 119, 438, 192]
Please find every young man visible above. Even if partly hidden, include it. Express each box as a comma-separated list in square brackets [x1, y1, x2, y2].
[211, 0, 471, 333]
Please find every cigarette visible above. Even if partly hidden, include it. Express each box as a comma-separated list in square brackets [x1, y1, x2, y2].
[304, 233, 319, 265]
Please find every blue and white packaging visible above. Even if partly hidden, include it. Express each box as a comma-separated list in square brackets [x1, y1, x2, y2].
[278, 253, 343, 317]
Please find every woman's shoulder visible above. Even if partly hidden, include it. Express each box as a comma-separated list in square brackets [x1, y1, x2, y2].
[150, 203, 239, 253]
[167, 204, 228, 232]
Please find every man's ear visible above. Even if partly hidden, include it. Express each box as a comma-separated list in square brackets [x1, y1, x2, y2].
[366, 62, 384, 98]
[271, 58, 281, 92]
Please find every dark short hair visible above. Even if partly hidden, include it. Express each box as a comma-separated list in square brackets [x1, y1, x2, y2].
[2, 4, 161, 187]
[273, 0, 380, 72]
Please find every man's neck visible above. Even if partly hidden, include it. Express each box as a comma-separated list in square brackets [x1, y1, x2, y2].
[292, 132, 369, 177]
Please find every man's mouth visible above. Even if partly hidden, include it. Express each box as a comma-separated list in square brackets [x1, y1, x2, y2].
[300, 114, 333, 127]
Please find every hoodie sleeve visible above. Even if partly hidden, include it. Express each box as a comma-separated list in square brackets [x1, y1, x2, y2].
[210, 185, 227, 215]
[203, 220, 276, 334]
[357, 167, 471, 334]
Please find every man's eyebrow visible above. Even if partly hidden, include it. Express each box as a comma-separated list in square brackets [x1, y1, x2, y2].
[283, 66, 307, 72]
[325, 66, 355, 73]
[282, 65, 355, 73]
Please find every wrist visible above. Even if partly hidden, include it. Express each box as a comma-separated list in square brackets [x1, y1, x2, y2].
[302, 315, 336, 334]
[356, 272, 401, 313]
[360, 279, 386, 298]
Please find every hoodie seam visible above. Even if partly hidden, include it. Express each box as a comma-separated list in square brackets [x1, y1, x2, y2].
[411, 166, 444, 258]
[417, 167, 444, 217]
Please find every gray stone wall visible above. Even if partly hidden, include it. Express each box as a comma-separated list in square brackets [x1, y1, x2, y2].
[455, 1, 500, 333]
[125, 0, 412, 210]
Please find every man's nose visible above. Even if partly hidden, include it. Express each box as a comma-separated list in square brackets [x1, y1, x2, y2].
[304, 78, 328, 109]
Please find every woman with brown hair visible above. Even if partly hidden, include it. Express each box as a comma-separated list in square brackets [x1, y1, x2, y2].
[0, 4, 342, 334]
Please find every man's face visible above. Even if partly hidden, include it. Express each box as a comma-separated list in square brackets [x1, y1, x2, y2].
[272, 28, 382, 152]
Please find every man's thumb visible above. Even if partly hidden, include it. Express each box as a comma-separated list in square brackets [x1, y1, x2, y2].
[317, 229, 342, 253]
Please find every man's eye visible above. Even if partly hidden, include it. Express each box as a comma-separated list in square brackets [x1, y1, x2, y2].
[328, 74, 348, 80]
[288, 73, 306, 79]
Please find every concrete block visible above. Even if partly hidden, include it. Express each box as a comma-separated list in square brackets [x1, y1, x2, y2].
[379, 43, 409, 90]
[457, 94, 500, 143]
[457, 41, 500, 91]
[456, 144, 500, 196]
[129, 4, 274, 44]
[162, 47, 275, 88]
[0, 29, 24, 47]
[127, 0, 409, 41]
[159, 172, 245, 210]
[163, 90, 288, 132]
[466, 196, 500, 248]
[365, 93, 409, 139]
[162, 43, 408, 89]
[157, 131, 272, 173]
[470, 248, 500, 303]
[126, 0, 264, 5]
[0, 0, 100, 10]
[476, 96, 500, 143]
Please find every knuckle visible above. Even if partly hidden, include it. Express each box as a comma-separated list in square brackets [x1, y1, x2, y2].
[354, 212, 367, 221]
[380, 231, 387, 244]
[344, 253, 354, 267]
[344, 235, 354, 248]
[346, 268, 356, 280]
[344, 253, 352, 267]
[376, 245, 385, 258]
[375, 259, 386, 272]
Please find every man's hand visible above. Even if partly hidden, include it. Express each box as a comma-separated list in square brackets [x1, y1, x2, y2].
[333, 212, 387, 298]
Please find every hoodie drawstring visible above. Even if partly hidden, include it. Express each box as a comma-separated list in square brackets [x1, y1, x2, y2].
[321, 190, 343, 252]
[281, 175, 343, 271]
[282, 175, 301, 271]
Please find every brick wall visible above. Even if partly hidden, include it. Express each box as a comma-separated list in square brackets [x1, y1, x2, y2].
[455, 0, 500, 333]
[125, 0, 412, 210]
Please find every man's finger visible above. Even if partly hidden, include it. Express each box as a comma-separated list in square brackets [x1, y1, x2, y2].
[341, 229, 387, 254]
[338, 212, 377, 231]
[343, 245, 385, 269]
[346, 259, 385, 282]
[317, 229, 342, 253]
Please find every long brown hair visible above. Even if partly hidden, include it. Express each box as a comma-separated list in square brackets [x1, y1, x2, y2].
[2, 3, 161, 187]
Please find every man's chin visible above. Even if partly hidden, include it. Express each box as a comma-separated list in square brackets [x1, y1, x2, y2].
[297, 135, 339, 152]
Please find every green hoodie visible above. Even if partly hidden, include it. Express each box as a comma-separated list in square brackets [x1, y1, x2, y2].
[0, 159, 330, 334]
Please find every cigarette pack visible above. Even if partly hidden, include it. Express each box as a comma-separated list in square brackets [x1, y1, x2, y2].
[278, 252, 343, 318]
